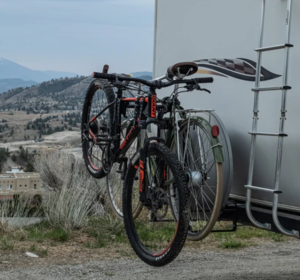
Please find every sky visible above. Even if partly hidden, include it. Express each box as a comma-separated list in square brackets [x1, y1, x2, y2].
[0, 0, 155, 75]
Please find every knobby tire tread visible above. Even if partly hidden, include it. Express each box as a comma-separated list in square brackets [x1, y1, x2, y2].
[123, 143, 190, 266]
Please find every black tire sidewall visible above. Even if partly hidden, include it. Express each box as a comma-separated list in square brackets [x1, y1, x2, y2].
[81, 79, 115, 179]
[123, 143, 190, 266]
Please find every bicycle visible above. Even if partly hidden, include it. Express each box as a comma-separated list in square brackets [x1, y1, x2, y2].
[83, 62, 225, 241]
[81, 64, 215, 266]
[150, 62, 225, 241]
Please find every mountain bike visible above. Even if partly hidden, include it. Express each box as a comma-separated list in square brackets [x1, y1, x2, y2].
[149, 62, 225, 241]
[81, 64, 215, 266]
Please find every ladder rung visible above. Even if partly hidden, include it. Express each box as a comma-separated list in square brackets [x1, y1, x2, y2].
[245, 185, 282, 194]
[248, 132, 288, 137]
[252, 86, 292, 92]
[255, 44, 293, 52]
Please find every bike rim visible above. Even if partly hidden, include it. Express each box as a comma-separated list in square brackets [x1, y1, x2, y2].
[175, 120, 220, 235]
[84, 87, 111, 171]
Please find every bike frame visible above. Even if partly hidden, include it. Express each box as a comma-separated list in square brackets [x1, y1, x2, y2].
[87, 86, 165, 164]
[157, 83, 224, 164]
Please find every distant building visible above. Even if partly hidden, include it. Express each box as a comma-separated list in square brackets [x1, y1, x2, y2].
[6, 167, 24, 174]
[0, 172, 44, 201]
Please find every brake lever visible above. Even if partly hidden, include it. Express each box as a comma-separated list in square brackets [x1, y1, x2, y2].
[184, 83, 211, 94]
[202, 88, 211, 94]
[194, 80, 211, 94]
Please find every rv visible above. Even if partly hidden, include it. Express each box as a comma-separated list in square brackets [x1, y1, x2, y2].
[153, 0, 300, 237]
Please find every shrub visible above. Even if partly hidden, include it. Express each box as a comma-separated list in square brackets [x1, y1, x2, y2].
[0, 196, 41, 231]
[34, 151, 106, 232]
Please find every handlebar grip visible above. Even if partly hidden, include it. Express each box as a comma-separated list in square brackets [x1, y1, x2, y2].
[92, 72, 116, 80]
[194, 77, 214, 83]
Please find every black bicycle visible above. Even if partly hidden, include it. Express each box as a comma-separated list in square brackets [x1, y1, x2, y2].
[81, 64, 214, 266]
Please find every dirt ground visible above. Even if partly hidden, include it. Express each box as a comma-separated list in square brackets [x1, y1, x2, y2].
[0, 240, 300, 279]
[0, 111, 81, 144]
[0, 131, 80, 152]
[0, 130, 81, 172]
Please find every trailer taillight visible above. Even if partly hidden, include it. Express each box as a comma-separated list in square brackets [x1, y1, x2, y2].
[212, 125, 219, 138]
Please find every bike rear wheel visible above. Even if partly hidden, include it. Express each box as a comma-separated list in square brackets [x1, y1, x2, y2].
[123, 143, 190, 266]
[81, 79, 115, 179]
[106, 119, 143, 219]
[170, 118, 223, 241]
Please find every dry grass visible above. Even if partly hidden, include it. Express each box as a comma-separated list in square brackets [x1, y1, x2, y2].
[184, 221, 290, 252]
[0, 196, 41, 234]
[34, 150, 106, 232]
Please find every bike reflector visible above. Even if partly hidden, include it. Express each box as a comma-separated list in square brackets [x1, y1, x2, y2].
[211, 125, 219, 138]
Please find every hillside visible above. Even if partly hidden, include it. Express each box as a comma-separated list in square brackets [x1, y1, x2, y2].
[0, 76, 88, 110]
[132, 71, 152, 79]
[0, 71, 151, 142]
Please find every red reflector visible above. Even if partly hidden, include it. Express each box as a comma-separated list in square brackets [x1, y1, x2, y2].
[211, 125, 219, 138]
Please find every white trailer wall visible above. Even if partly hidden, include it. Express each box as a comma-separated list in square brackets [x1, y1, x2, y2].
[153, 0, 300, 211]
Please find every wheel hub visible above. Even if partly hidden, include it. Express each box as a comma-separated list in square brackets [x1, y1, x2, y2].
[186, 170, 203, 187]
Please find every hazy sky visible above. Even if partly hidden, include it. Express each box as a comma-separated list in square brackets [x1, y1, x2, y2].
[0, 0, 155, 75]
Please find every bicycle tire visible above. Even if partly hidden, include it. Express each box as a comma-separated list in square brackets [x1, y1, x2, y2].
[106, 119, 143, 219]
[169, 118, 224, 241]
[123, 143, 190, 266]
[81, 79, 115, 179]
[203, 111, 233, 210]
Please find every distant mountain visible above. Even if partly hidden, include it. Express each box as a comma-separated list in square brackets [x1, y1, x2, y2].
[131, 71, 152, 79]
[0, 78, 37, 94]
[0, 57, 77, 84]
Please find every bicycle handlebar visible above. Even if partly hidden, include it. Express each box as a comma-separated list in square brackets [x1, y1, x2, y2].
[92, 72, 213, 89]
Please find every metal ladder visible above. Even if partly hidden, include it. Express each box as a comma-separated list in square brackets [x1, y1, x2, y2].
[244, 0, 299, 238]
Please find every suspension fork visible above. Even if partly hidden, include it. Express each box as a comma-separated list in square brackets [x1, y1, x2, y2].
[139, 133, 166, 206]
[113, 89, 123, 152]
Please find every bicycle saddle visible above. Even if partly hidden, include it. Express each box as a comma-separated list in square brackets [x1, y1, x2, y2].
[167, 62, 198, 79]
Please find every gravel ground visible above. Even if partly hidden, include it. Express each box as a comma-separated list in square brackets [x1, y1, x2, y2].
[1, 240, 300, 280]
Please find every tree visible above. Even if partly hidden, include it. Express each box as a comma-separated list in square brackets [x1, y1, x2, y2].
[24, 161, 34, 172]
[0, 148, 8, 172]
[47, 127, 53, 135]
[11, 154, 17, 162]
[19, 147, 26, 161]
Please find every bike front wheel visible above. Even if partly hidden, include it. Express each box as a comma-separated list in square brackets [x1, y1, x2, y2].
[106, 119, 143, 219]
[123, 143, 190, 266]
